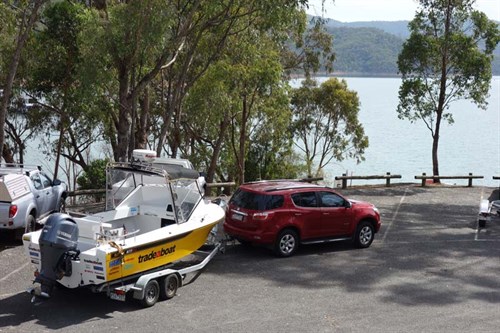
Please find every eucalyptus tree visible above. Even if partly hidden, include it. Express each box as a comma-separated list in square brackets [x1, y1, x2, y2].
[154, 0, 312, 160]
[84, 0, 183, 162]
[179, 4, 334, 185]
[291, 78, 368, 177]
[183, 30, 297, 185]
[24, 2, 102, 179]
[0, 0, 48, 162]
[397, 0, 500, 181]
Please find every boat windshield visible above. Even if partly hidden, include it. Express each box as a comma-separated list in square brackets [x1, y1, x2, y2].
[171, 178, 203, 223]
[106, 167, 167, 210]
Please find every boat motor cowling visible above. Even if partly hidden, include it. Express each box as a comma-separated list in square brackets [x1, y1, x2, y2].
[35, 213, 79, 297]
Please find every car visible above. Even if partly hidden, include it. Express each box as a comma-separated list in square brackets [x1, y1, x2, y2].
[0, 164, 67, 238]
[223, 180, 381, 257]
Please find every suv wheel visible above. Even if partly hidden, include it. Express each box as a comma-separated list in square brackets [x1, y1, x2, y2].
[274, 229, 298, 257]
[354, 221, 374, 248]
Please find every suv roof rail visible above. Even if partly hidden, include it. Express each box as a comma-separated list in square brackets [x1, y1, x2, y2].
[243, 177, 323, 185]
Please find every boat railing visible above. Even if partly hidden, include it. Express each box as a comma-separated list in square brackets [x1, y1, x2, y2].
[96, 228, 141, 245]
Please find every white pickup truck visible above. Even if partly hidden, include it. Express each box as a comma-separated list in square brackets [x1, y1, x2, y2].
[0, 165, 67, 238]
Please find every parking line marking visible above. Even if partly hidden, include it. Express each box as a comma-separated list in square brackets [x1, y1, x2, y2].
[381, 187, 408, 243]
[475, 187, 485, 241]
[0, 262, 28, 283]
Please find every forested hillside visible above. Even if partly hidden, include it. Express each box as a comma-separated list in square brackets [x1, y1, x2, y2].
[327, 27, 403, 75]
[318, 18, 500, 75]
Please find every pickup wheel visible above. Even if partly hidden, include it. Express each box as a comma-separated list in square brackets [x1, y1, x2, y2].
[58, 197, 67, 213]
[24, 214, 37, 233]
[354, 220, 375, 248]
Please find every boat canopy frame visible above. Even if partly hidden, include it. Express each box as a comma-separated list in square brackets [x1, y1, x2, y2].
[105, 162, 204, 224]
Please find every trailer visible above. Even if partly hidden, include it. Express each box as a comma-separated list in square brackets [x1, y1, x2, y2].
[29, 242, 223, 308]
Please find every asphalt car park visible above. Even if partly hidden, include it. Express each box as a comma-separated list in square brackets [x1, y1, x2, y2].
[1, 185, 499, 332]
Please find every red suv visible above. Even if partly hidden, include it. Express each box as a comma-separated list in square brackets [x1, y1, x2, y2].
[223, 180, 381, 257]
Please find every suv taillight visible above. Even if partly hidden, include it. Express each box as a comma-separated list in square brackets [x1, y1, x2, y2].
[252, 212, 271, 221]
[9, 205, 18, 218]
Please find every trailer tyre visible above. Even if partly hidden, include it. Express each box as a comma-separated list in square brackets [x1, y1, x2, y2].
[140, 280, 160, 308]
[160, 274, 179, 300]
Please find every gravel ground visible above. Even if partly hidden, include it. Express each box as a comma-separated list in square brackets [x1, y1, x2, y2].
[1, 184, 499, 333]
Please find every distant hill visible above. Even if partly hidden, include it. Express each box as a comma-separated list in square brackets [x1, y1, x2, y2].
[325, 26, 403, 75]
[324, 19, 411, 38]
[312, 17, 500, 76]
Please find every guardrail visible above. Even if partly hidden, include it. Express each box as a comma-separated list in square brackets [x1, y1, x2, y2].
[494, 176, 500, 191]
[415, 173, 483, 187]
[334, 172, 402, 189]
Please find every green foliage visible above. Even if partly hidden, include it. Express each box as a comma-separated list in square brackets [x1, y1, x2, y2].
[77, 158, 108, 190]
[183, 20, 307, 184]
[291, 78, 368, 177]
[397, 0, 500, 177]
[398, 0, 500, 125]
[0, 3, 16, 80]
[329, 27, 404, 74]
[21, 2, 104, 169]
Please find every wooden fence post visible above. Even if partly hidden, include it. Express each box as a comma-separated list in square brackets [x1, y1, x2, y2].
[386, 172, 391, 187]
[421, 173, 426, 187]
[342, 173, 347, 189]
[468, 173, 473, 187]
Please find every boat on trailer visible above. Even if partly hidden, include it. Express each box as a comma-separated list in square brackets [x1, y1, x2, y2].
[22, 150, 224, 304]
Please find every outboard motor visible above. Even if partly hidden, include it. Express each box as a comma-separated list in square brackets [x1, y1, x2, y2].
[33, 213, 79, 298]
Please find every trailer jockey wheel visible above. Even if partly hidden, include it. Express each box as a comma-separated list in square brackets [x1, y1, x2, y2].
[140, 280, 160, 307]
[160, 274, 179, 300]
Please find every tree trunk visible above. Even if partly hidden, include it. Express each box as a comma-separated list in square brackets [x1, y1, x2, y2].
[2, 145, 15, 164]
[205, 114, 230, 196]
[432, 0, 453, 184]
[53, 124, 64, 180]
[116, 68, 131, 162]
[238, 96, 249, 184]
[135, 88, 150, 149]
[0, 1, 47, 162]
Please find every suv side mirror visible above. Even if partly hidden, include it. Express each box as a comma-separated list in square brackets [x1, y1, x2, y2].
[53, 179, 61, 186]
[344, 200, 351, 208]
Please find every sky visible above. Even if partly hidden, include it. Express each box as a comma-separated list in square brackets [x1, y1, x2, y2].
[305, 0, 500, 22]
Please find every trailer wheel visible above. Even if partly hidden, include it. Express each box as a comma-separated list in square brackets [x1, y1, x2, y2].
[160, 274, 179, 300]
[140, 280, 160, 307]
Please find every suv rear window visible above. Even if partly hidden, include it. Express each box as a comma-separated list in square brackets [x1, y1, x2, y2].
[230, 189, 284, 211]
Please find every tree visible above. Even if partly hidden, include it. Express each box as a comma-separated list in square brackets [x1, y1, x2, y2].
[0, 0, 48, 162]
[291, 78, 368, 177]
[397, 0, 500, 182]
[26, 1, 98, 179]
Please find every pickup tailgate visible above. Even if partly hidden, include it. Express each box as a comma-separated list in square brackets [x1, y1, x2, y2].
[0, 202, 11, 225]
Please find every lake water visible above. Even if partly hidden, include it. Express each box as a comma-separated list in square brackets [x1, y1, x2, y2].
[24, 76, 499, 188]
[292, 76, 500, 187]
